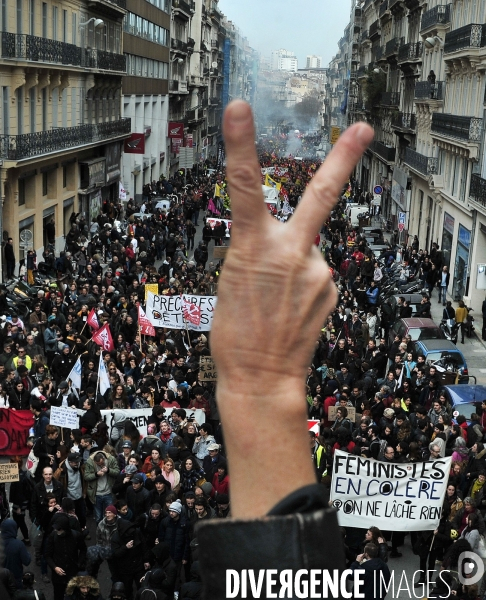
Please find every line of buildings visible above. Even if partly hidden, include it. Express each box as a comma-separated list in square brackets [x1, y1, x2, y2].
[325, 0, 486, 314]
[0, 0, 257, 274]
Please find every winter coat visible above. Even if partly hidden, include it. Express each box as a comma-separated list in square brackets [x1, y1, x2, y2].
[30, 478, 64, 524]
[158, 515, 189, 562]
[0, 519, 31, 584]
[45, 528, 87, 581]
[65, 575, 103, 600]
[126, 484, 152, 520]
[0, 567, 16, 598]
[84, 451, 120, 504]
[110, 519, 148, 577]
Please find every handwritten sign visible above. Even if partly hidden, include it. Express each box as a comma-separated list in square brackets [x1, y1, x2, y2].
[0, 463, 19, 483]
[199, 356, 217, 381]
[213, 246, 229, 259]
[330, 451, 451, 531]
[50, 406, 80, 429]
[328, 406, 356, 423]
[146, 293, 217, 331]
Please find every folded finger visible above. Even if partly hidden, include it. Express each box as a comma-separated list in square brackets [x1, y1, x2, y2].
[223, 101, 269, 240]
[290, 123, 374, 246]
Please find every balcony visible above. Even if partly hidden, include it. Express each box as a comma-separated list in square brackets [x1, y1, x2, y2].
[211, 40, 219, 49]
[379, 91, 400, 106]
[169, 80, 179, 92]
[172, 0, 193, 17]
[404, 147, 437, 176]
[469, 173, 486, 207]
[171, 38, 188, 53]
[87, 0, 126, 15]
[398, 41, 423, 64]
[210, 8, 222, 23]
[444, 24, 486, 54]
[357, 65, 367, 78]
[208, 124, 219, 135]
[0, 33, 126, 72]
[385, 36, 403, 58]
[374, 45, 384, 62]
[392, 112, 416, 131]
[210, 97, 221, 105]
[187, 37, 195, 50]
[415, 80, 444, 100]
[431, 113, 483, 142]
[420, 4, 451, 32]
[0, 118, 131, 161]
[389, 0, 403, 8]
[360, 30, 369, 42]
[370, 140, 396, 162]
[379, 1, 389, 17]
[369, 20, 381, 39]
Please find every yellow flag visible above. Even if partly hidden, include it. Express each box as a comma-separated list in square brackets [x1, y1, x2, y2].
[265, 174, 281, 191]
[214, 183, 221, 197]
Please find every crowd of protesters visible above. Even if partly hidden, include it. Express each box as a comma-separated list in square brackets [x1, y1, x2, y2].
[0, 142, 482, 600]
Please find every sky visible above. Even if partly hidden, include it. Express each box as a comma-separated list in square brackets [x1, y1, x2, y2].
[218, 0, 353, 67]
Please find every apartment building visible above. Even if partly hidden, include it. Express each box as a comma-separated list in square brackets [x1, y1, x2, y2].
[0, 0, 129, 271]
[329, 0, 486, 313]
[122, 0, 170, 200]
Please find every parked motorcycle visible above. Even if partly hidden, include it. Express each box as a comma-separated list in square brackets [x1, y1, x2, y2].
[440, 319, 460, 345]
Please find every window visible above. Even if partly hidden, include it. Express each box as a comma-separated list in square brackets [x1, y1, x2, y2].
[72, 13, 77, 45]
[42, 172, 48, 196]
[19, 179, 25, 206]
[63, 10, 67, 42]
[63, 166, 67, 188]
[1, 0, 7, 34]
[29, 0, 34, 34]
[52, 6, 58, 40]
[42, 2, 47, 37]
[16, 0, 22, 34]
[125, 54, 168, 79]
[3, 87, 9, 136]
[29, 87, 35, 132]
[17, 87, 23, 134]
[42, 87, 47, 130]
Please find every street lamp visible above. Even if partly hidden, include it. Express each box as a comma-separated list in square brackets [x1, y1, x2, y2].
[79, 17, 104, 28]
[373, 65, 387, 74]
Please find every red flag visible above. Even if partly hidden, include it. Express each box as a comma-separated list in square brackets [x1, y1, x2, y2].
[92, 323, 114, 352]
[138, 305, 155, 336]
[87, 308, 100, 330]
[183, 299, 202, 326]
[0, 409, 34, 456]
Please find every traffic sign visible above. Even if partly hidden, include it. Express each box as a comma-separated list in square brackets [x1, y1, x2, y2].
[373, 185, 383, 195]
[398, 212, 406, 232]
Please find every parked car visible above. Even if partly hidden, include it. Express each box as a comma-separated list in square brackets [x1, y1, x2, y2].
[440, 384, 484, 422]
[389, 317, 444, 346]
[413, 339, 469, 384]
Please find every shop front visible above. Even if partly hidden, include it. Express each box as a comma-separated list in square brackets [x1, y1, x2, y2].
[442, 212, 455, 273]
[453, 225, 471, 301]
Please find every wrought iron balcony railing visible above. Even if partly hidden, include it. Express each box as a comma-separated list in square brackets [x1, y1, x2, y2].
[404, 147, 437, 175]
[208, 124, 219, 135]
[0, 118, 131, 161]
[357, 65, 367, 77]
[360, 30, 369, 42]
[171, 38, 188, 53]
[389, 0, 402, 8]
[379, 91, 400, 106]
[385, 36, 403, 57]
[414, 80, 444, 100]
[398, 41, 423, 63]
[374, 45, 384, 62]
[169, 80, 179, 92]
[392, 112, 416, 130]
[431, 113, 483, 142]
[369, 20, 381, 38]
[444, 23, 486, 54]
[379, 1, 389, 17]
[211, 40, 219, 49]
[470, 173, 486, 207]
[370, 140, 396, 162]
[173, 0, 192, 15]
[1, 33, 126, 71]
[420, 4, 451, 32]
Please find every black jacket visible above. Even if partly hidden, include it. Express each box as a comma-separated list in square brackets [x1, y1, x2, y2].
[126, 485, 152, 520]
[158, 515, 189, 562]
[45, 529, 87, 580]
[350, 557, 391, 600]
[30, 479, 64, 524]
[111, 519, 149, 577]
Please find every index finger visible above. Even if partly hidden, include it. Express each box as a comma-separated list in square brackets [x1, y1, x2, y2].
[289, 123, 374, 244]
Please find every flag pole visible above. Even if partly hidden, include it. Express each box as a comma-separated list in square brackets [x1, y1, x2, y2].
[96, 357, 101, 401]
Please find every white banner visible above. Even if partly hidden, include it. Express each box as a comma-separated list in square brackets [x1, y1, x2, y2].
[77, 407, 205, 438]
[330, 451, 451, 531]
[261, 167, 276, 175]
[146, 293, 217, 331]
[50, 406, 80, 429]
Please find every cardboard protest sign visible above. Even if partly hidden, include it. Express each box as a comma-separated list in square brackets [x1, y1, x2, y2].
[77, 407, 205, 438]
[199, 356, 217, 382]
[50, 406, 80, 429]
[213, 246, 229, 259]
[0, 409, 34, 456]
[146, 293, 217, 331]
[330, 450, 451, 531]
[328, 406, 356, 423]
[0, 463, 19, 483]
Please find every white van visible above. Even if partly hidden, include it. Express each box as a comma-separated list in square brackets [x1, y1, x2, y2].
[347, 205, 369, 227]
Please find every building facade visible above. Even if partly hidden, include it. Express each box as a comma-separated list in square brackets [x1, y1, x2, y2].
[327, 0, 486, 314]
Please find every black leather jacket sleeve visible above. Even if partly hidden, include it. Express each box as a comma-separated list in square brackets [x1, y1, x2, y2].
[197, 485, 345, 599]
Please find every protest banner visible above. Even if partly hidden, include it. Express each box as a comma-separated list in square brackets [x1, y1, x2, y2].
[146, 292, 217, 331]
[213, 246, 229, 259]
[145, 283, 159, 301]
[0, 463, 19, 483]
[77, 407, 205, 438]
[199, 356, 217, 382]
[330, 450, 451, 531]
[328, 406, 356, 423]
[50, 406, 80, 429]
[0, 409, 34, 456]
[206, 218, 232, 237]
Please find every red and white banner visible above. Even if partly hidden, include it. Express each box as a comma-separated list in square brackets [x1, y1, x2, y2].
[308, 420, 320, 435]
[168, 122, 184, 139]
[183, 299, 202, 326]
[138, 305, 155, 336]
[87, 308, 100, 330]
[0, 409, 34, 456]
[92, 323, 114, 352]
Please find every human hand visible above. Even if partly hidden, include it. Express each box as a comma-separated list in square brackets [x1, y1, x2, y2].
[356, 554, 364, 563]
[126, 540, 134, 548]
[377, 537, 385, 544]
[55, 567, 66, 576]
[211, 101, 373, 519]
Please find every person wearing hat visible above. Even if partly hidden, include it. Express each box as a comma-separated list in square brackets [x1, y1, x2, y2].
[126, 474, 151, 520]
[86, 504, 119, 578]
[64, 574, 102, 600]
[117, 440, 134, 471]
[215, 493, 230, 519]
[0, 518, 31, 589]
[52, 380, 78, 409]
[51, 345, 76, 386]
[158, 499, 189, 595]
[45, 513, 87, 600]
[202, 442, 225, 483]
[135, 568, 166, 600]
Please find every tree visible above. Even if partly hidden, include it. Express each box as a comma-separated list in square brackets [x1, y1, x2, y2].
[294, 93, 321, 127]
